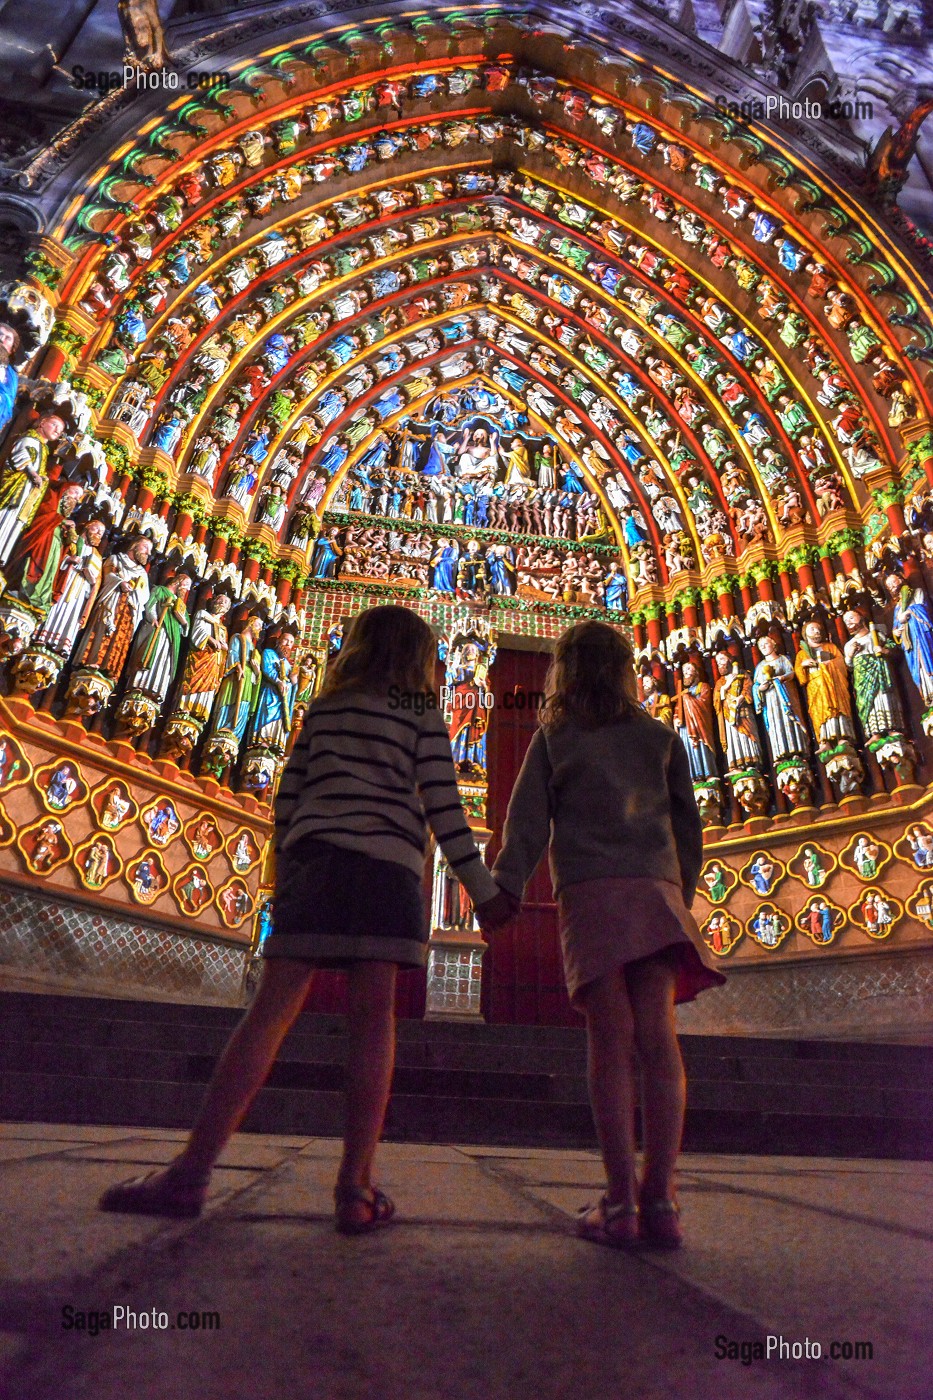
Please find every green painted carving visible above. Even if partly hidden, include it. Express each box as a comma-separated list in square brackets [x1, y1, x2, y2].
[172, 492, 208, 524]
[23, 251, 62, 290]
[824, 527, 865, 557]
[100, 439, 130, 474]
[872, 484, 907, 509]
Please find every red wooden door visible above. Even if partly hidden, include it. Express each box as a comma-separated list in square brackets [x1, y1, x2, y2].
[483, 648, 578, 1026]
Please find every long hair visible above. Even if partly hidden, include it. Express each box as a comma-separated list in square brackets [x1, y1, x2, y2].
[539, 620, 640, 731]
[319, 605, 437, 698]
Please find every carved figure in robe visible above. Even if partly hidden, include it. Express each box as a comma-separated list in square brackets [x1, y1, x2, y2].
[842, 610, 904, 739]
[639, 672, 673, 727]
[250, 633, 298, 751]
[124, 574, 192, 704]
[712, 649, 763, 770]
[752, 632, 810, 763]
[80, 536, 152, 680]
[0, 411, 67, 569]
[207, 613, 264, 745]
[886, 573, 933, 708]
[674, 659, 717, 780]
[3, 481, 83, 615]
[794, 620, 855, 750]
[32, 517, 106, 656]
[175, 594, 231, 725]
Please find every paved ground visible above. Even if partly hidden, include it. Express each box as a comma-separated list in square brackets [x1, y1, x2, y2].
[0, 1124, 929, 1400]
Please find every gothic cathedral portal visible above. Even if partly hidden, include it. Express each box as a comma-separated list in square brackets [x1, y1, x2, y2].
[0, 1, 932, 1036]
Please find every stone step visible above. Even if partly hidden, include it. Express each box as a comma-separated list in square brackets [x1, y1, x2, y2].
[0, 1036, 931, 1124]
[1, 991, 930, 1158]
[2, 1068, 929, 1158]
[3, 992, 933, 1073]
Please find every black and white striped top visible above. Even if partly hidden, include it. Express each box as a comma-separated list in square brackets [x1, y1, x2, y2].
[275, 689, 500, 906]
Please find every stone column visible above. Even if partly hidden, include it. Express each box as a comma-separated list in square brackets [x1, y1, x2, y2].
[424, 615, 497, 1021]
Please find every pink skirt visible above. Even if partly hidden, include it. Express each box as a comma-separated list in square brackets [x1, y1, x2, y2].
[557, 876, 727, 1008]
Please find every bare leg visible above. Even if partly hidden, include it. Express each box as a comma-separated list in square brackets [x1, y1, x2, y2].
[579, 968, 638, 1210]
[335, 961, 397, 1223]
[626, 954, 685, 1202]
[172, 957, 315, 1177]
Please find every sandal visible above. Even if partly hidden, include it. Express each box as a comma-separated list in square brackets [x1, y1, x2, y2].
[576, 1195, 639, 1249]
[98, 1166, 209, 1219]
[638, 1197, 683, 1250]
[334, 1185, 396, 1236]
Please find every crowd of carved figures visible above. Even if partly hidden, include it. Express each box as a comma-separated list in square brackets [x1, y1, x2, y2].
[80, 131, 913, 584]
[0, 47, 931, 821]
[636, 568, 933, 825]
[16, 55, 915, 592]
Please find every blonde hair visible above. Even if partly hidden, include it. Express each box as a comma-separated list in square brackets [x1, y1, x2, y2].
[539, 620, 640, 731]
[320, 605, 437, 697]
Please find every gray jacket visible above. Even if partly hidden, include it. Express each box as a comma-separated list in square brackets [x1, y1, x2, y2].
[492, 710, 704, 902]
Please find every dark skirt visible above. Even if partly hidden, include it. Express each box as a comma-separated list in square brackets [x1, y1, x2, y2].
[261, 835, 429, 968]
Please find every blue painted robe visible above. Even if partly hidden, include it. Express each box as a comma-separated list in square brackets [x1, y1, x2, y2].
[431, 542, 459, 592]
[251, 648, 296, 748]
[0, 363, 18, 439]
[893, 588, 933, 705]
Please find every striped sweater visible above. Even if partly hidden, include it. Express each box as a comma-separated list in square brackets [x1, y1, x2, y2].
[274, 688, 500, 906]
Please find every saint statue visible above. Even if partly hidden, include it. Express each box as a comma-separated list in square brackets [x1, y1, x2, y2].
[207, 614, 265, 744]
[842, 610, 904, 740]
[310, 528, 343, 580]
[444, 630, 494, 780]
[3, 482, 84, 616]
[0, 320, 21, 439]
[673, 658, 718, 780]
[752, 632, 810, 763]
[885, 573, 933, 708]
[79, 535, 153, 680]
[33, 518, 107, 656]
[174, 593, 231, 725]
[640, 672, 673, 727]
[794, 620, 855, 750]
[0, 410, 67, 570]
[250, 632, 298, 751]
[123, 573, 192, 704]
[712, 648, 763, 770]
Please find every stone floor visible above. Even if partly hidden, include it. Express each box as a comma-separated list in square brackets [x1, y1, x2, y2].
[0, 1124, 929, 1400]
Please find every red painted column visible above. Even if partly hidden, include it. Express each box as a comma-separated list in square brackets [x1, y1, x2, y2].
[173, 507, 195, 540]
[796, 561, 816, 592]
[208, 533, 228, 565]
[37, 343, 69, 383]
